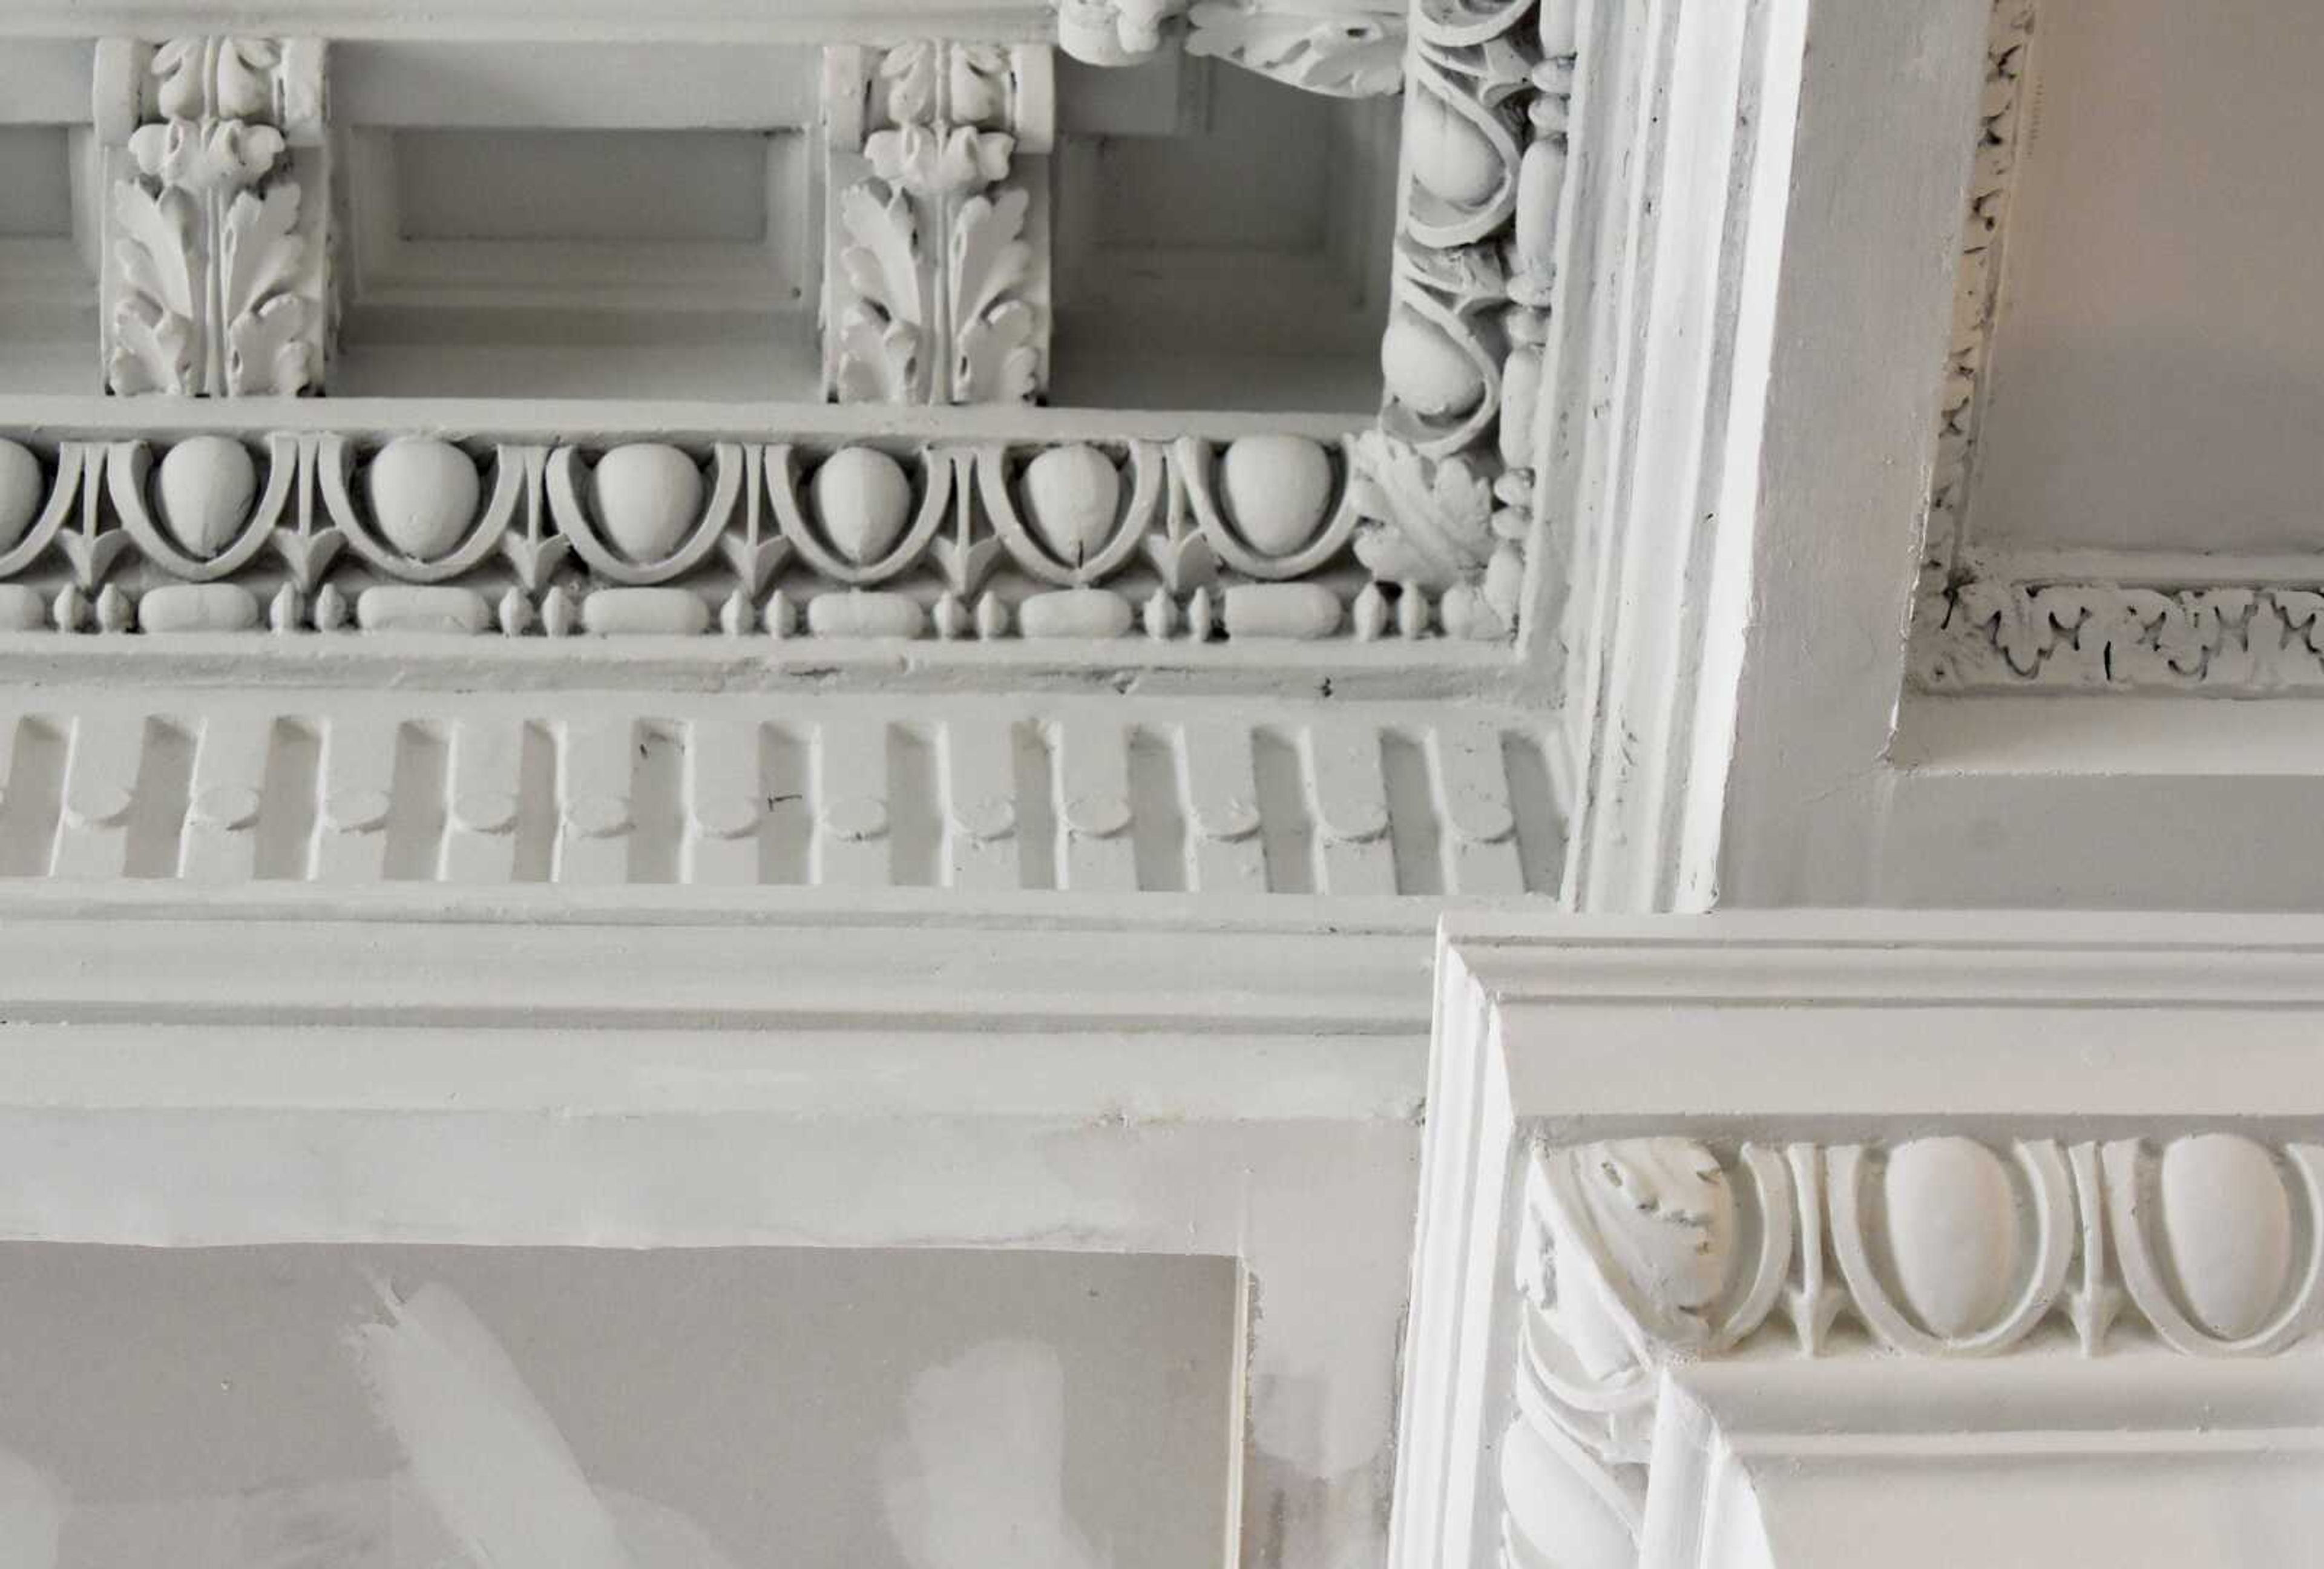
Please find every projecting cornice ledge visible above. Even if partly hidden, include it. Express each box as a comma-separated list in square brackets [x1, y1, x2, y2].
[1393, 915, 2324, 1569]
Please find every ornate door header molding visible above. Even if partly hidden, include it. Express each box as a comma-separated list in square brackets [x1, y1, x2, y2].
[1396, 914, 2324, 1567]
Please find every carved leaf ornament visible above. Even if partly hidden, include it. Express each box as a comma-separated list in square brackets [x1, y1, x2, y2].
[87, 13, 1594, 650]
[105, 36, 321, 398]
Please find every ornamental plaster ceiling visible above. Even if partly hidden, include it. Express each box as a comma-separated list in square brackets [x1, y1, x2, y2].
[0, 5, 1592, 899]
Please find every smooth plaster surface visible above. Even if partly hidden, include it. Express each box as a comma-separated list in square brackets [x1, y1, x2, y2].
[0, 1243, 1236, 1569]
[1971, 0, 2324, 550]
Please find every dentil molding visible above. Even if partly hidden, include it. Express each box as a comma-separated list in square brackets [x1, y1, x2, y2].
[0, 689, 1559, 893]
[1394, 916, 2324, 1569]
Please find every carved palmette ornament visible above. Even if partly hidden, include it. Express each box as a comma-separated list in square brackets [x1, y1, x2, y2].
[824, 43, 1052, 406]
[99, 38, 329, 398]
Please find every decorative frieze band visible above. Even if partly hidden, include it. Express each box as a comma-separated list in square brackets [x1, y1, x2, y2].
[41, 0, 1584, 646]
[822, 42, 1054, 406]
[1910, 556, 2324, 693]
[0, 423, 1541, 644]
[1505, 1131, 2324, 1568]
[96, 38, 331, 398]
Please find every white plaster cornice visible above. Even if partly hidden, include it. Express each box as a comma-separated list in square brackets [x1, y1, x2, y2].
[0, 687, 1561, 892]
[0, 0, 1592, 664]
[1394, 915, 2324, 1569]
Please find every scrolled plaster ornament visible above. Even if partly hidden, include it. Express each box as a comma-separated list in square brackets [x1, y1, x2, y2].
[1185, 0, 1410, 96]
[1503, 1140, 1790, 1569]
[99, 38, 329, 398]
[1058, 0, 1407, 94]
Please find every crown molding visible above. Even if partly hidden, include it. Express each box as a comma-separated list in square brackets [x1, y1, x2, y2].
[1393, 914, 2324, 1569]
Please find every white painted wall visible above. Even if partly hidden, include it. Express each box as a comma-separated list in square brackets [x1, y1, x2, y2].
[0, 1243, 1235, 1569]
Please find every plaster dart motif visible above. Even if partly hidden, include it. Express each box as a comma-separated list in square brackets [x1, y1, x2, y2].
[1500, 1133, 2324, 1568]
[101, 38, 329, 398]
[824, 43, 1051, 405]
[0, 424, 1509, 646]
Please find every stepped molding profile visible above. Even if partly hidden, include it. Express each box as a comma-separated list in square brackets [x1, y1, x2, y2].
[1396, 918, 2324, 1569]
